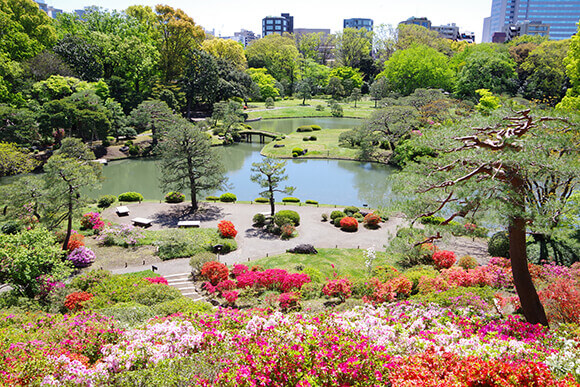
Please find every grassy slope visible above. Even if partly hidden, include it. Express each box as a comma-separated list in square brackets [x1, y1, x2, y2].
[252, 248, 396, 279]
[246, 98, 376, 120]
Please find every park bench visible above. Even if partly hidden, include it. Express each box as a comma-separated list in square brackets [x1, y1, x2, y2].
[116, 206, 130, 216]
[177, 220, 201, 228]
[131, 217, 153, 227]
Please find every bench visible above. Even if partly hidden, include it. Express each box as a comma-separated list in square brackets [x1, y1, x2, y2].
[116, 206, 130, 216]
[131, 217, 153, 227]
[177, 220, 201, 228]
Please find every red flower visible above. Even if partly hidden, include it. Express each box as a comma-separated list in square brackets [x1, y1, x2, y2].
[433, 250, 456, 269]
[217, 220, 237, 238]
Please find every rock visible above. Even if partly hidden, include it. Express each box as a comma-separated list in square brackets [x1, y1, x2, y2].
[287, 244, 318, 254]
[273, 144, 285, 148]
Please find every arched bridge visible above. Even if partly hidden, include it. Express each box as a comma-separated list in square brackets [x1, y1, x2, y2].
[238, 130, 278, 144]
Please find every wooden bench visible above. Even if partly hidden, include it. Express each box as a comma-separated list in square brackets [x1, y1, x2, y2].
[116, 206, 130, 216]
[131, 217, 153, 227]
[177, 220, 201, 228]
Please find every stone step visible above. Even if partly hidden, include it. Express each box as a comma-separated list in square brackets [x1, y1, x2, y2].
[163, 273, 204, 300]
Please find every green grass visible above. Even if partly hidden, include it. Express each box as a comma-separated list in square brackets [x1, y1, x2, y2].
[246, 98, 377, 120]
[261, 128, 360, 160]
[252, 248, 397, 279]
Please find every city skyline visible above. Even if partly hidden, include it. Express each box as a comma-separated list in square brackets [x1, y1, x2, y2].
[42, 0, 492, 42]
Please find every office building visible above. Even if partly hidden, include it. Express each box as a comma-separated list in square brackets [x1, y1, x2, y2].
[233, 30, 260, 47]
[343, 18, 374, 31]
[33, 0, 62, 18]
[482, 0, 580, 42]
[399, 16, 432, 29]
[262, 13, 293, 36]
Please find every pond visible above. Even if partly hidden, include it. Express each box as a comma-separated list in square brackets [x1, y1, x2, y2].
[91, 142, 398, 208]
[249, 117, 363, 135]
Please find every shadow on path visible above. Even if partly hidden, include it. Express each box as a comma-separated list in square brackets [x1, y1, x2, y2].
[244, 227, 280, 241]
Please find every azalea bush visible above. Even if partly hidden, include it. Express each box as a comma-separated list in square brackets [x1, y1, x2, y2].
[97, 225, 144, 247]
[66, 233, 85, 251]
[363, 212, 381, 229]
[201, 261, 229, 285]
[80, 212, 104, 232]
[340, 216, 358, 232]
[322, 278, 352, 302]
[432, 250, 456, 269]
[67, 246, 96, 268]
[144, 276, 169, 285]
[64, 291, 94, 311]
[217, 220, 237, 238]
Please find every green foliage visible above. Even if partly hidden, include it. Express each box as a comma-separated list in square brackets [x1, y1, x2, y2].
[343, 206, 360, 216]
[254, 197, 269, 203]
[149, 229, 237, 260]
[70, 269, 112, 292]
[330, 210, 346, 221]
[132, 284, 181, 307]
[0, 221, 20, 235]
[292, 147, 304, 155]
[250, 157, 295, 216]
[306, 200, 318, 205]
[164, 191, 185, 203]
[275, 210, 300, 226]
[152, 298, 213, 317]
[205, 196, 219, 202]
[488, 231, 510, 258]
[282, 197, 300, 203]
[97, 195, 117, 208]
[330, 101, 343, 117]
[247, 68, 280, 100]
[302, 266, 324, 283]
[411, 286, 496, 309]
[265, 97, 274, 108]
[0, 142, 38, 177]
[311, 125, 321, 131]
[392, 139, 436, 167]
[475, 89, 500, 114]
[300, 282, 323, 300]
[297, 126, 314, 132]
[403, 265, 438, 292]
[420, 215, 446, 225]
[219, 193, 237, 202]
[189, 251, 216, 275]
[96, 302, 155, 328]
[118, 192, 144, 202]
[0, 228, 72, 298]
[252, 213, 266, 227]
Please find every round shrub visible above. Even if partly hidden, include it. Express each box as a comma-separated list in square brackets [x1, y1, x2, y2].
[292, 147, 304, 155]
[217, 220, 237, 238]
[344, 206, 360, 216]
[165, 191, 185, 203]
[254, 197, 269, 203]
[1, 221, 20, 234]
[340, 216, 359, 232]
[101, 138, 111, 147]
[280, 223, 296, 239]
[67, 246, 96, 268]
[303, 136, 310, 141]
[296, 125, 313, 132]
[292, 152, 299, 157]
[275, 210, 300, 226]
[253, 213, 266, 227]
[306, 199, 318, 205]
[118, 192, 144, 202]
[363, 213, 381, 229]
[128, 145, 140, 156]
[321, 213, 328, 221]
[282, 197, 300, 203]
[201, 261, 229, 285]
[97, 195, 117, 208]
[333, 217, 344, 227]
[488, 231, 510, 257]
[311, 125, 321, 131]
[432, 250, 456, 270]
[309, 136, 317, 141]
[330, 210, 346, 221]
[219, 193, 237, 202]
[133, 284, 181, 307]
[189, 251, 215, 275]
[205, 196, 219, 202]
[353, 213, 364, 222]
[458, 255, 478, 270]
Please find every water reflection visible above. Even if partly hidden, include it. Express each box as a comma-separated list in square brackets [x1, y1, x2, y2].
[250, 117, 363, 135]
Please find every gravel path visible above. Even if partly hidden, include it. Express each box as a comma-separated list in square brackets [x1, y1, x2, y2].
[100, 202, 490, 276]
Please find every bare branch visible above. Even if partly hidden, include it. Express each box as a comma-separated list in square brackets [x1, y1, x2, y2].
[413, 232, 442, 247]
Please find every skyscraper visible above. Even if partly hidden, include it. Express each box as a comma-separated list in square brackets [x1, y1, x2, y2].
[262, 13, 293, 37]
[482, 0, 580, 42]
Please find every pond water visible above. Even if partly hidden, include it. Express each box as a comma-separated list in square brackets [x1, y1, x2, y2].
[249, 117, 363, 134]
[91, 142, 398, 208]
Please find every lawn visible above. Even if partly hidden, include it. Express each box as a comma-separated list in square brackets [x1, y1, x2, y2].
[246, 97, 377, 120]
[252, 247, 396, 279]
[260, 128, 360, 160]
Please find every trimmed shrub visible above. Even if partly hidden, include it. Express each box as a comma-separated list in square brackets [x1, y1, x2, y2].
[333, 217, 344, 227]
[363, 213, 381, 229]
[217, 220, 237, 238]
[420, 215, 446, 225]
[165, 191, 185, 203]
[340, 217, 359, 232]
[282, 197, 300, 203]
[309, 136, 317, 141]
[1, 221, 20, 234]
[254, 197, 269, 203]
[292, 152, 299, 158]
[287, 244, 318, 254]
[296, 125, 313, 132]
[315, 105, 324, 111]
[432, 250, 456, 270]
[488, 231, 510, 258]
[205, 196, 219, 202]
[330, 210, 346, 221]
[275, 210, 300, 226]
[403, 265, 438, 292]
[344, 206, 360, 216]
[321, 213, 328, 221]
[97, 195, 117, 208]
[201, 261, 229, 285]
[153, 298, 213, 317]
[253, 213, 266, 227]
[301, 282, 323, 299]
[458, 255, 478, 270]
[189, 252, 215, 275]
[128, 145, 140, 156]
[219, 193, 237, 202]
[311, 125, 321, 131]
[303, 136, 310, 141]
[133, 284, 181, 307]
[353, 213, 364, 222]
[118, 192, 144, 202]
[292, 147, 304, 155]
[306, 200, 318, 205]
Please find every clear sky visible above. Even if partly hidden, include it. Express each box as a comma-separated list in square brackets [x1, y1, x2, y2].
[45, 0, 493, 42]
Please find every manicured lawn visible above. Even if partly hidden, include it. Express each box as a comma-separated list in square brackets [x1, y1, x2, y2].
[246, 98, 377, 120]
[253, 248, 396, 279]
[260, 128, 360, 160]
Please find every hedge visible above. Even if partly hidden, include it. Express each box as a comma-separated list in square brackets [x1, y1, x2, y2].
[118, 192, 143, 202]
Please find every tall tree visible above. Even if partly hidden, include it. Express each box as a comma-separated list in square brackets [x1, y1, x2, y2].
[128, 99, 175, 146]
[202, 38, 247, 70]
[394, 109, 579, 326]
[333, 27, 373, 70]
[556, 25, 580, 111]
[182, 49, 219, 117]
[250, 158, 295, 216]
[0, 142, 38, 177]
[158, 119, 226, 211]
[44, 138, 101, 250]
[246, 34, 299, 88]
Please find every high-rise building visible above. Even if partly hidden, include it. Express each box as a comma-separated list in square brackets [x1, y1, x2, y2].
[399, 16, 432, 29]
[343, 18, 374, 31]
[262, 13, 293, 36]
[482, 0, 580, 42]
[233, 30, 260, 47]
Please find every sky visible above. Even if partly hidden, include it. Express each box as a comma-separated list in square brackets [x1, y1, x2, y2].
[45, 0, 493, 42]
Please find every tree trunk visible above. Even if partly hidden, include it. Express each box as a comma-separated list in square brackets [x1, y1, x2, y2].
[268, 176, 275, 216]
[509, 217, 549, 326]
[62, 193, 73, 251]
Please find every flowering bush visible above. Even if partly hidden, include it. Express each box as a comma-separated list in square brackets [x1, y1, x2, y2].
[280, 223, 295, 239]
[201, 261, 229, 285]
[539, 279, 580, 324]
[217, 220, 237, 238]
[66, 233, 85, 251]
[67, 246, 96, 268]
[432, 250, 456, 269]
[458, 255, 478, 270]
[231, 264, 249, 277]
[80, 212, 104, 232]
[363, 213, 381, 228]
[36, 275, 65, 300]
[278, 292, 301, 310]
[97, 225, 143, 247]
[322, 278, 352, 302]
[340, 216, 358, 232]
[144, 276, 168, 285]
[222, 290, 239, 304]
[216, 279, 236, 293]
[64, 292, 94, 311]
[164, 191, 185, 203]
